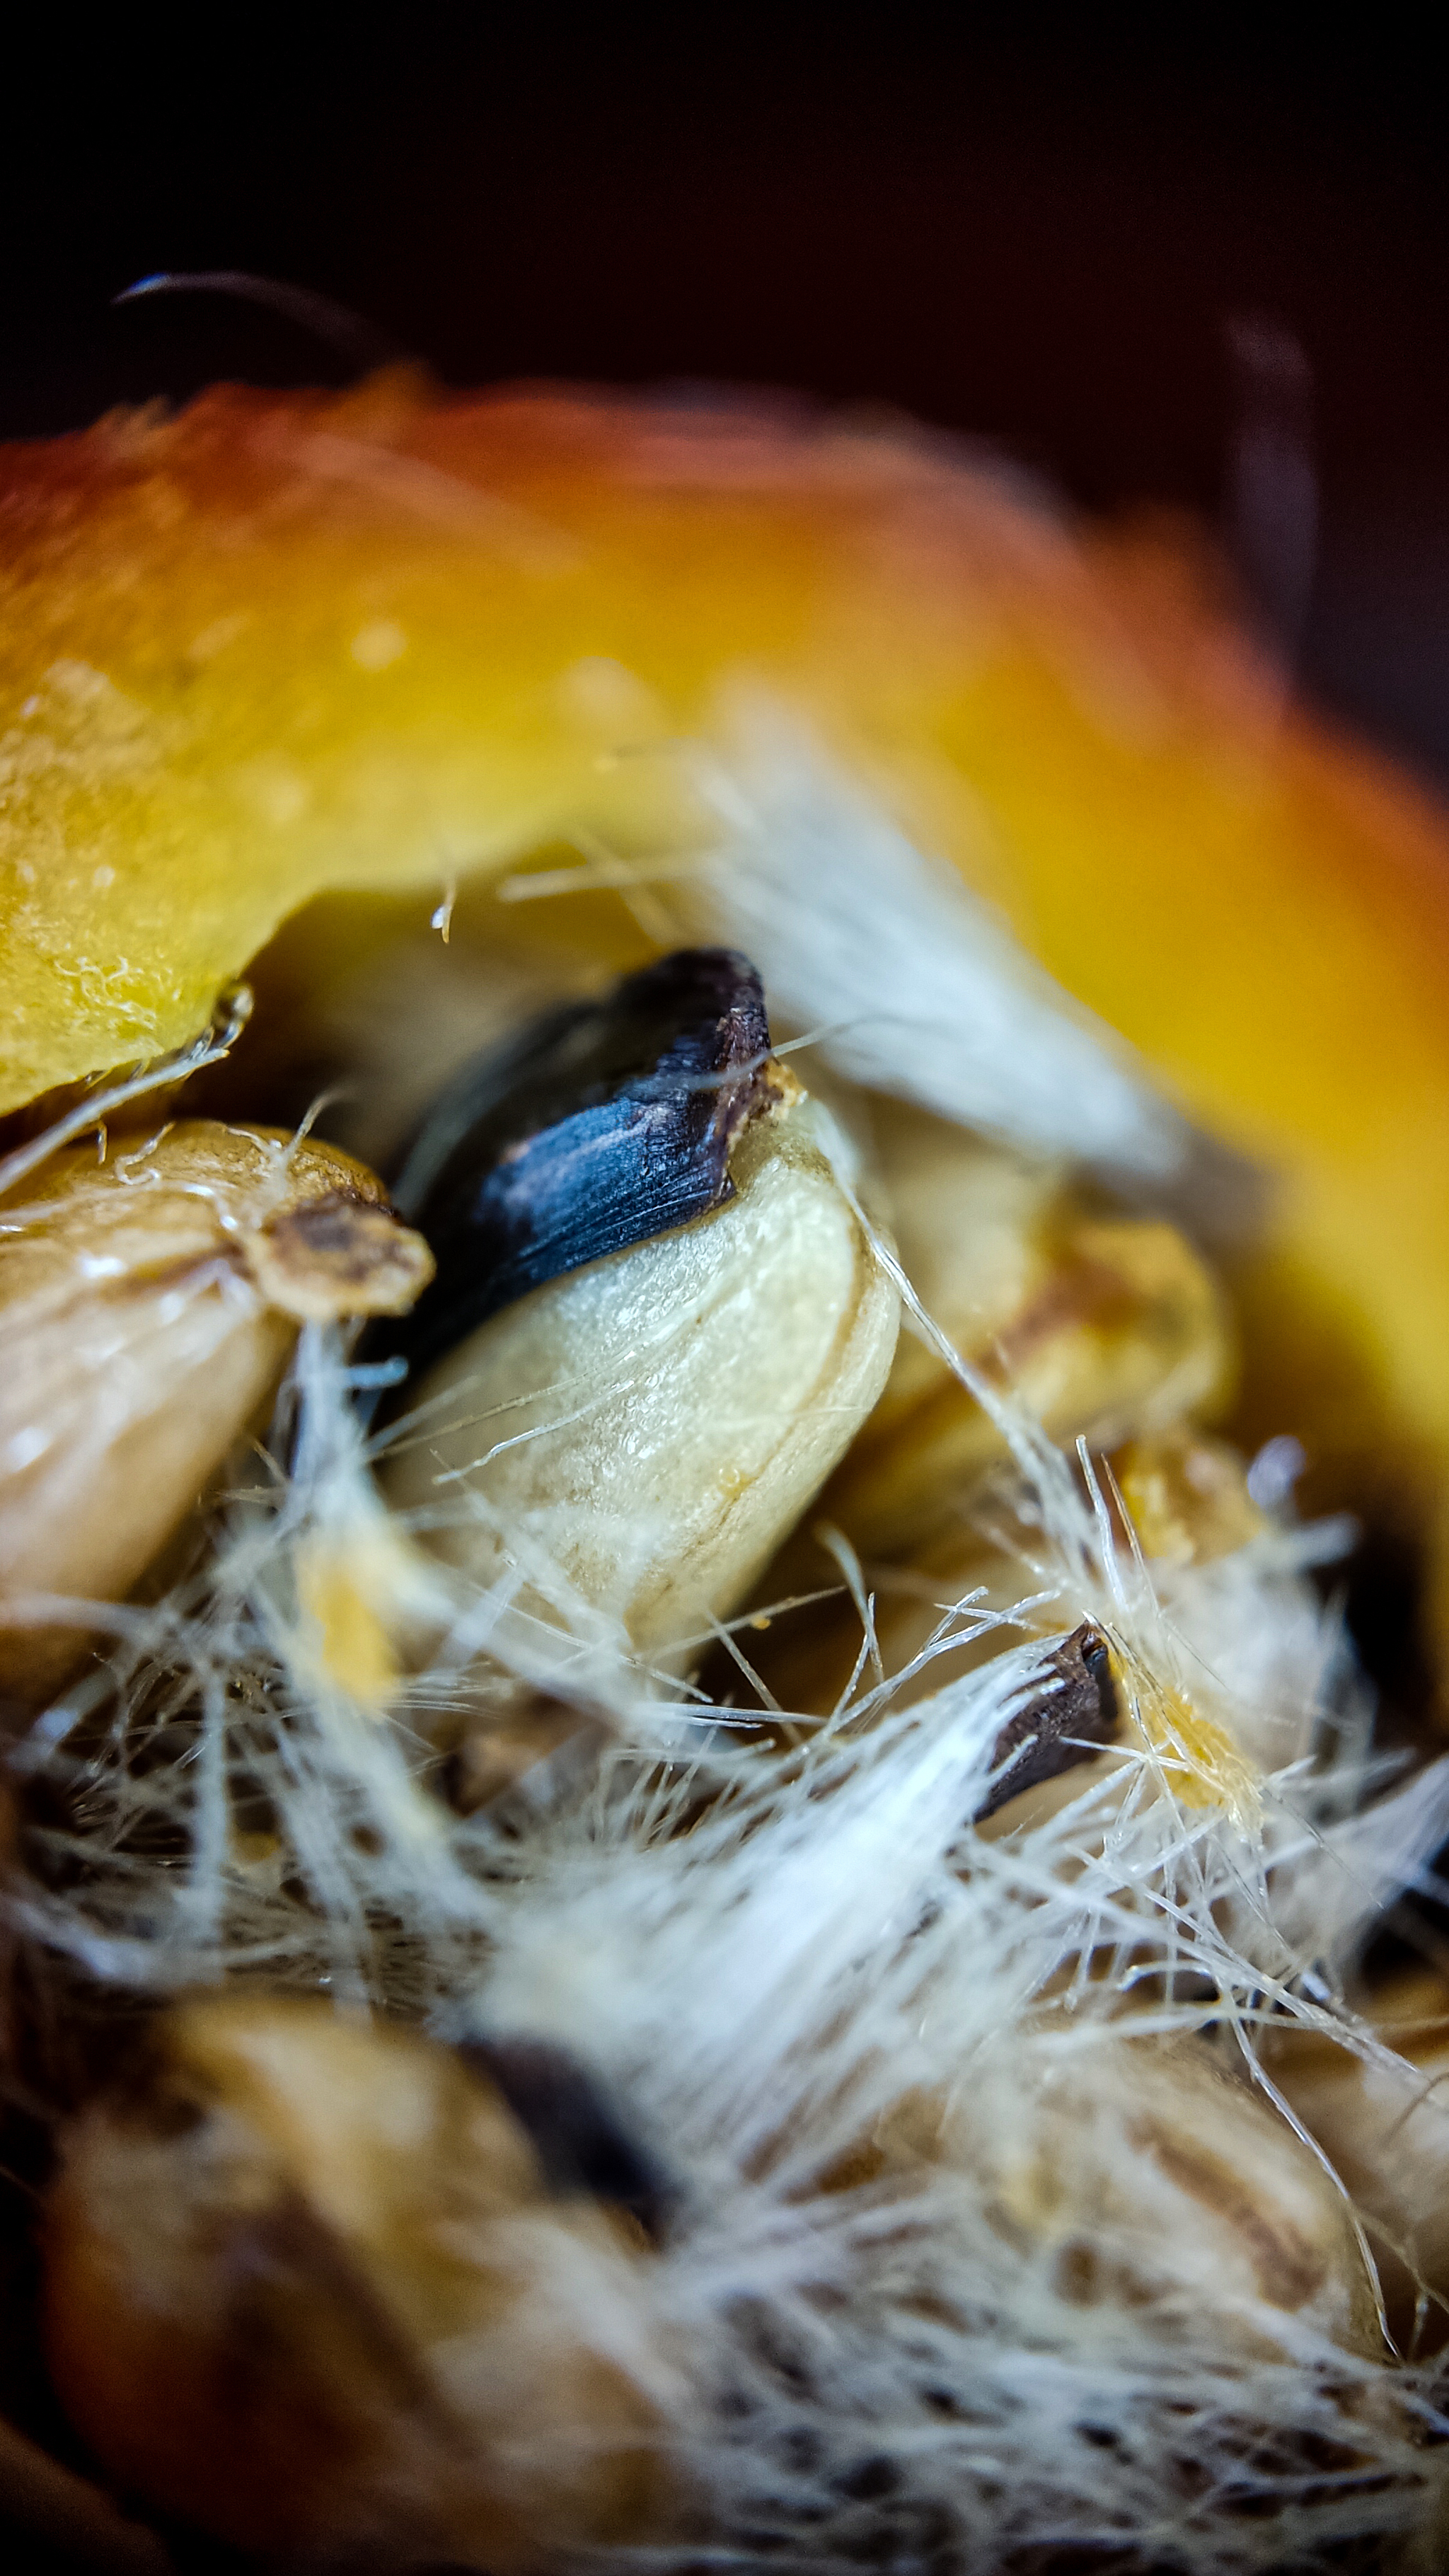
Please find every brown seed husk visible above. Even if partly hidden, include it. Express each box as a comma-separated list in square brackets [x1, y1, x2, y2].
[43, 1994, 674, 2569]
[0, 1121, 432, 1704]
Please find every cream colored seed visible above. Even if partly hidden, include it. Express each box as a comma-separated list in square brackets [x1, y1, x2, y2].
[0, 1121, 433, 1704]
[821, 2033, 1381, 2365]
[1270, 1973, 1449, 2348]
[44, 1996, 674, 2569]
[816, 1101, 1232, 1559]
[381, 1089, 900, 1663]
[1110, 1427, 1266, 1566]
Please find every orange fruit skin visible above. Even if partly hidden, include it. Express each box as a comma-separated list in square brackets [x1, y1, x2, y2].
[2, 375, 1448, 1662]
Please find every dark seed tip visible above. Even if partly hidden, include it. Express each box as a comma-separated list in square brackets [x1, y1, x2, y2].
[367, 948, 777, 1391]
[974, 1621, 1121, 1823]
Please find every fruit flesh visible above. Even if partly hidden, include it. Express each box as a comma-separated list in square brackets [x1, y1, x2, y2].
[2, 374, 1448, 1656]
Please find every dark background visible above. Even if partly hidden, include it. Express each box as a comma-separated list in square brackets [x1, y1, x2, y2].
[3, 16, 1449, 787]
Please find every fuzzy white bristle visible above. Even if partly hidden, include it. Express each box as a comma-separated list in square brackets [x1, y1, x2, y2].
[664, 698, 1194, 1179]
[13, 1310, 1448, 2565]
[6, 734, 1449, 2568]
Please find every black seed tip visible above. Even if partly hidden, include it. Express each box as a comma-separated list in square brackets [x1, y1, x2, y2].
[372, 948, 775, 1387]
[974, 1622, 1119, 1823]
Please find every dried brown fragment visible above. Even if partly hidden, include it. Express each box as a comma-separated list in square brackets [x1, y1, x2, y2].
[246, 1188, 434, 1321]
[976, 1622, 1119, 1822]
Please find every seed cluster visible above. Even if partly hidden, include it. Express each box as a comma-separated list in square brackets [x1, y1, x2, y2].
[2, 947, 1445, 2572]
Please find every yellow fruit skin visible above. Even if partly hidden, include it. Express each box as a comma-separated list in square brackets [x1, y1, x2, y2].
[3, 378, 1448, 1658]
[930, 576, 1449, 1590]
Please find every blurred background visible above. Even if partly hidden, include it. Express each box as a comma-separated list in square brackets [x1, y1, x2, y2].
[2, 16, 1447, 790]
